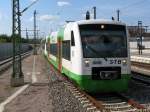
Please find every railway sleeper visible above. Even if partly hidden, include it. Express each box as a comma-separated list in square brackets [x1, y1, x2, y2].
[103, 103, 131, 108]
[108, 108, 137, 112]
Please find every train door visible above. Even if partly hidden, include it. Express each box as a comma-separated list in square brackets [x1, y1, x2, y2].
[58, 38, 62, 72]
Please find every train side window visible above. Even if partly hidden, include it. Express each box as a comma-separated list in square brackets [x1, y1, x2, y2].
[71, 31, 75, 46]
[62, 40, 70, 60]
[50, 43, 57, 56]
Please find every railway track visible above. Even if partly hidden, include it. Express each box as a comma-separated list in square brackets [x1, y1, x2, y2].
[131, 61, 150, 86]
[94, 93, 146, 112]
[131, 71, 150, 86]
[131, 61, 150, 69]
[0, 51, 32, 73]
[127, 62, 150, 111]
[49, 63, 150, 112]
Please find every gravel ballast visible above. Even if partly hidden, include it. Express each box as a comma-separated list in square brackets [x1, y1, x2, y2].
[47, 66, 87, 112]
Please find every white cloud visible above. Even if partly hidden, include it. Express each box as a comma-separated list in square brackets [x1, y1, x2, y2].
[57, 1, 70, 7]
[30, 0, 37, 2]
[39, 15, 59, 21]
[28, 14, 59, 22]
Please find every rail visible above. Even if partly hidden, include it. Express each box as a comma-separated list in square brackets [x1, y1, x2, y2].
[48, 61, 150, 112]
[0, 51, 31, 66]
[0, 51, 32, 73]
[131, 61, 150, 85]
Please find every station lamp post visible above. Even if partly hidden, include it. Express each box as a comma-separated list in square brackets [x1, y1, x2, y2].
[138, 21, 143, 55]
[11, 0, 39, 86]
[33, 10, 37, 55]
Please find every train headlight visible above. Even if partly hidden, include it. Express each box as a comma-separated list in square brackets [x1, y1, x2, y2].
[101, 25, 105, 29]
[84, 60, 90, 67]
[122, 59, 127, 65]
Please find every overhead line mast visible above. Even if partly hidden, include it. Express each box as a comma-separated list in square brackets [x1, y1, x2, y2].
[11, 0, 24, 86]
[33, 10, 37, 55]
[11, 0, 39, 86]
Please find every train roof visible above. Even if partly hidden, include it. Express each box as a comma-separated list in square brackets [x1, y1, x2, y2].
[68, 19, 126, 26]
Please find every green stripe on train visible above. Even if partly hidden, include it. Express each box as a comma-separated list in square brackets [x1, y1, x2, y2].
[46, 56, 131, 92]
[62, 66, 131, 92]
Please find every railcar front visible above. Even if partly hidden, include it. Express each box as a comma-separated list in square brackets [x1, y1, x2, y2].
[76, 21, 131, 92]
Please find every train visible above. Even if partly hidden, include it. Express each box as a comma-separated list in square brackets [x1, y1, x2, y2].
[43, 19, 131, 93]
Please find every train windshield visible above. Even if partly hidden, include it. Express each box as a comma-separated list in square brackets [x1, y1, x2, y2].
[79, 24, 127, 58]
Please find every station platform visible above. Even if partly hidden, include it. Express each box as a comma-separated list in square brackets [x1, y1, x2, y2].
[130, 49, 150, 64]
[0, 54, 53, 112]
[130, 48, 150, 77]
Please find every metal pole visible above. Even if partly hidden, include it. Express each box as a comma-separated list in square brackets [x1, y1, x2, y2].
[145, 26, 148, 33]
[11, 0, 39, 86]
[140, 22, 143, 55]
[117, 9, 120, 21]
[138, 21, 140, 55]
[138, 21, 142, 55]
[93, 6, 96, 19]
[26, 28, 29, 43]
[36, 29, 38, 49]
[33, 10, 37, 55]
[11, 0, 24, 87]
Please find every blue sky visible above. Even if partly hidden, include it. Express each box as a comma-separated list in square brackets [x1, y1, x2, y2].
[0, 0, 150, 38]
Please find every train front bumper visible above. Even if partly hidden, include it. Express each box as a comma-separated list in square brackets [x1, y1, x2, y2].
[77, 74, 131, 93]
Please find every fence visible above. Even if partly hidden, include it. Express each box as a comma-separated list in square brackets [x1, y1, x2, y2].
[0, 43, 32, 61]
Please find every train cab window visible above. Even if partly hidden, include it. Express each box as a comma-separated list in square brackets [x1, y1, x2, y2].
[71, 31, 75, 46]
[80, 24, 127, 58]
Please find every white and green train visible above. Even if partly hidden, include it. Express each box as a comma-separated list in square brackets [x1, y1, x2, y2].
[44, 19, 131, 92]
